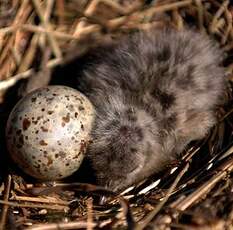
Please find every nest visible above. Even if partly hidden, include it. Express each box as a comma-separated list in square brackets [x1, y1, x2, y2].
[0, 0, 233, 229]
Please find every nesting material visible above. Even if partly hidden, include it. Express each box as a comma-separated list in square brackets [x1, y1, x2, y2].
[0, 0, 232, 229]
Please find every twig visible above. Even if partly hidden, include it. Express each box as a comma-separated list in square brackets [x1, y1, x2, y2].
[17, 34, 39, 73]
[0, 0, 31, 65]
[209, 0, 229, 33]
[0, 58, 61, 91]
[145, 0, 193, 17]
[172, 10, 184, 30]
[135, 163, 190, 230]
[39, 0, 55, 47]
[10, 46, 22, 66]
[0, 199, 68, 211]
[0, 175, 12, 230]
[86, 198, 94, 230]
[0, 0, 32, 80]
[85, 0, 126, 16]
[31, 0, 62, 58]
[28, 183, 135, 229]
[11, 194, 69, 206]
[194, 0, 205, 32]
[174, 154, 233, 211]
[221, 6, 232, 44]
[26, 221, 96, 230]
[0, 24, 98, 41]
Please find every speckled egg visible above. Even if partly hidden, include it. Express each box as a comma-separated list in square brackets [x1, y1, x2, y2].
[6, 85, 95, 180]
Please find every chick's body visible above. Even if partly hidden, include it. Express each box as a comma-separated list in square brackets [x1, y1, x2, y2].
[77, 28, 226, 191]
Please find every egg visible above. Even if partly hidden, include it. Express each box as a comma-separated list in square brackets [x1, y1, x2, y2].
[5, 85, 95, 180]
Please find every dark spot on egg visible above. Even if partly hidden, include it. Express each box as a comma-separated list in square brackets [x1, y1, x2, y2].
[62, 113, 70, 123]
[22, 118, 31, 130]
[67, 104, 74, 112]
[41, 108, 45, 112]
[47, 156, 53, 166]
[32, 120, 38, 125]
[57, 151, 66, 158]
[16, 144, 22, 149]
[75, 97, 83, 104]
[46, 97, 54, 102]
[31, 97, 37, 102]
[41, 126, 48, 132]
[80, 140, 87, 153]
[39, 140, 48, 146]
[48, 111, 54, 115]
[57, 141, 61, 146]
[16, 129, 22, 135]
[34, 164, 40, 169]
[65, 95, 70, 101]
[78, 106, 85, 111]
[73, 154, 80, 159]
[75, 112, 78, 118]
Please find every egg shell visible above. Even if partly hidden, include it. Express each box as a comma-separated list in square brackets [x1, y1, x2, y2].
[6, 85, 95, 180]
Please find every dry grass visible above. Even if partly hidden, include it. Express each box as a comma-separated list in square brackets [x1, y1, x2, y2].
[0, 0, 233, 229]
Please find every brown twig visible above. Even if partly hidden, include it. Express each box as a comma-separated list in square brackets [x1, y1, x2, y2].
[194, 0, 205, 32]
[209, 0, 229, 33]
[26, 221, 97, 230]
[0, 175, 12, 230]
[135, 162, 190, 230]
[0, 199, 68, 211]
[174, 153, 233, 211]
[86, 198, 94, 230]
[0, 58, 61, 91]
[31, 0, 62, 58]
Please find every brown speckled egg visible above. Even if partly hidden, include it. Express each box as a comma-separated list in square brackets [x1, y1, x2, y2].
[6, 85, 95, 180]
